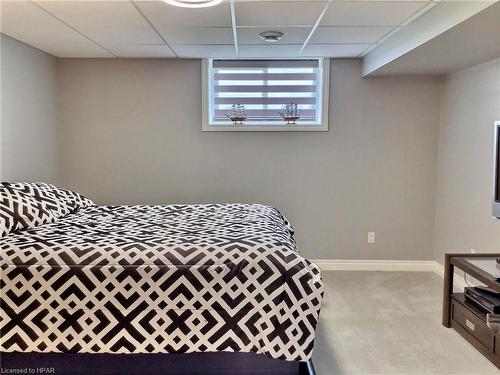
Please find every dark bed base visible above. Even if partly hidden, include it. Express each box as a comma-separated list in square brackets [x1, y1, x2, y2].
[0, 352, 316, 375]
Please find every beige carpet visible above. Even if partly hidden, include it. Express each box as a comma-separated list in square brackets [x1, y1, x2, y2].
[312, 271, 499, 375]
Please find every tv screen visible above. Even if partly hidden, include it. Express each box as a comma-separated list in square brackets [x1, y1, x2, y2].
[494, 121, 500, 218]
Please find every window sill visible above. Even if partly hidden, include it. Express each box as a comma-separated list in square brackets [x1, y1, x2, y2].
[202, 123, 329, 132]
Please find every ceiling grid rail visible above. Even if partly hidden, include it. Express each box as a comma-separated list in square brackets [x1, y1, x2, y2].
[229, 0, 239, 56]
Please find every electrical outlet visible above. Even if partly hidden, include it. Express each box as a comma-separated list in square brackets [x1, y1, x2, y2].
[470, 249, 476, 253]
[368, 232, 376, 244]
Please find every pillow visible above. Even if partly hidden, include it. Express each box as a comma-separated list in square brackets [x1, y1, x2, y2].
[1, 182, 94, 219]
[0, 186, 56, 238]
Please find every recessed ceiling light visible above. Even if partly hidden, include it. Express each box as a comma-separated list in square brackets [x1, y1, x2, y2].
[163, 0, 224, 8]
[259, 31, 284, 43]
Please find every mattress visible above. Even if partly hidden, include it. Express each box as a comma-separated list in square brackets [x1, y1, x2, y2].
[0, 200, 324, 361]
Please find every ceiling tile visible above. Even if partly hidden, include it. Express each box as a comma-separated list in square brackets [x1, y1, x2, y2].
[321, 2, 429, 27]
[172, 44, 236, 58]
[1, 0, 62, 29]
[237, 27, 310, 45]
[311, 26, 393, 44]
[235, 1, 326, 27]
[157, 27, 233, 45]
[2, 27, 114, 57]
[136, 1, 231, 27]
[0, 1, 112, 57]
[35, 1, 150, 28]
[302, 44, 372, 57]
[238, 44, 302, 58]
[78, 27, 163, 46]
[329, 0, 430, 2]
[107, 44, 176, 58]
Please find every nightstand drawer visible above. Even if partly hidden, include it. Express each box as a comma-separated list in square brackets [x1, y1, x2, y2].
[452, 299, 491, 350]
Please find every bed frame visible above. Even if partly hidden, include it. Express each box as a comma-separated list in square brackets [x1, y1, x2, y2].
[0, 353, 316, 375]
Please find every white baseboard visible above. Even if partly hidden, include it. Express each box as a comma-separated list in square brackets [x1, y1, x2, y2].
[310, 259, 468, 289]
[311, 259, 440, 272]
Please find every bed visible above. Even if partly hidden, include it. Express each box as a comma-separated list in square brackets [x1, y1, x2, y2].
[0, 182, 324, 374]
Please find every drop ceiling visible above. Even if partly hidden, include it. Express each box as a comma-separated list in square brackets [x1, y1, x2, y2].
[0, 0, 497, 64]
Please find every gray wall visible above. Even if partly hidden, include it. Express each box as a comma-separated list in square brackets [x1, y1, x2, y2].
[0, 35, 59, 182]
[434, 58, 500, 263]
[57, 58, 442, 260]
[2, 37, 497, 261]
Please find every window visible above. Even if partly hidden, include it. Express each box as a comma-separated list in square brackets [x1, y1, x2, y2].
[202, 59, 329, 131]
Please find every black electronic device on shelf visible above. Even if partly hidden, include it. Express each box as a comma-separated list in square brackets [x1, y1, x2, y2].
[464, 286, 500, 314]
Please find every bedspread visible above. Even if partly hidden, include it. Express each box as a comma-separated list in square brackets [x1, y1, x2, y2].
[0, 203, 323, 361]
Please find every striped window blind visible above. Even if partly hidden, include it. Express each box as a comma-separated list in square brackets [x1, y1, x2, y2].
[209, 59, 324, 126]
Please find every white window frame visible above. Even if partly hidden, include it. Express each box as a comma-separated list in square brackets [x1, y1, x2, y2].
[202, 59, 330, 132]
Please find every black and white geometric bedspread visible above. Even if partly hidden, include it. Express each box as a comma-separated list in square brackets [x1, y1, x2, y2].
[0, 204, 323, 361]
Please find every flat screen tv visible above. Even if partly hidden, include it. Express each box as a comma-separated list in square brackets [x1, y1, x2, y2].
[493, 121, 500, 218]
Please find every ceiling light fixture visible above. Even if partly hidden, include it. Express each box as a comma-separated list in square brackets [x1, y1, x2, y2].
[163, 0, 223, 8]
[259, 31, 284, 43]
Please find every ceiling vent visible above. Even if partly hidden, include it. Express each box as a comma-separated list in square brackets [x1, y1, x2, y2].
[259, 31, 284, 43]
